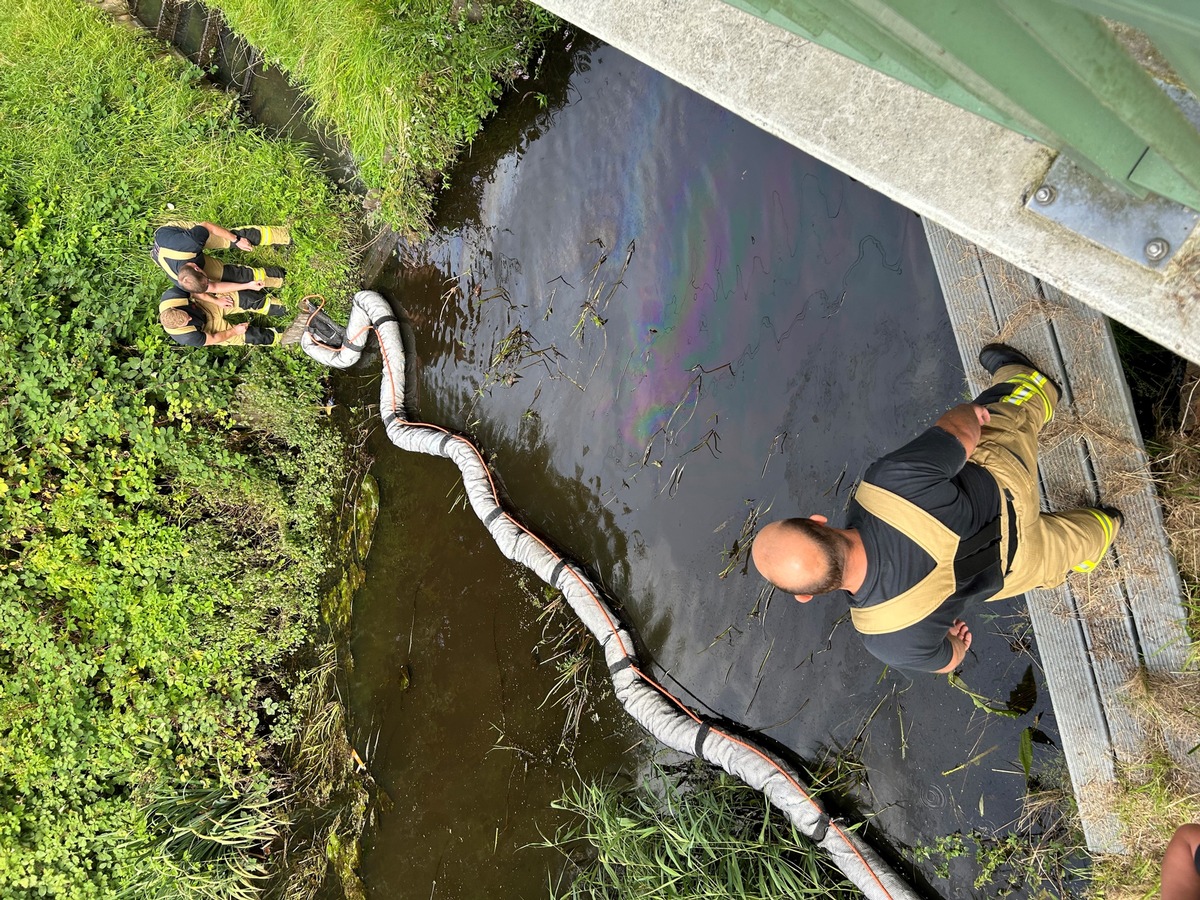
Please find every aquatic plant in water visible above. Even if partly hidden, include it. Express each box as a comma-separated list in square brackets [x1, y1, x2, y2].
[544, 762, 859, 900]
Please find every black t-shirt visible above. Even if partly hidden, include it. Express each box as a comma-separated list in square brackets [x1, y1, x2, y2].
[152, 223, 209, 281]
[845, 426, 1001, 671]
[160, 287, 207, 347]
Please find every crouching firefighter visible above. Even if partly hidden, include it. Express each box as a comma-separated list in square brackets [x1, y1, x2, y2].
[750, 343, 1122, 673]
[158, 285, 287, 347]
[151, 221, 290, 293]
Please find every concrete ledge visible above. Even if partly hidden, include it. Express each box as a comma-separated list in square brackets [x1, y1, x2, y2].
[536, 0, 1200, 365]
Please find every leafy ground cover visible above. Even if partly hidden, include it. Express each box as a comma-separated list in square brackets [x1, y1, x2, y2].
[207, 0, 559, 233]
[0, 1, 363, 896]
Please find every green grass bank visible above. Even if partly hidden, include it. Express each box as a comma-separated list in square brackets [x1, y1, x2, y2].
[205, 0, 560, 233]
[0, 1, 362, 896]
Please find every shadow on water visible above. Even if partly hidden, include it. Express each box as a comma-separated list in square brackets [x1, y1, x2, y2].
[359, 31, 1078, 900]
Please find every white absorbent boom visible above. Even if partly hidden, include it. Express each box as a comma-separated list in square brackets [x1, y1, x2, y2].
[302, 291, 921, 900]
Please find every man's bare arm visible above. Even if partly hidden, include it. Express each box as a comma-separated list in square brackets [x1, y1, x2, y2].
[933, 619, 972, 674]
[205, 278, 266, 294]
[204, 322, 249, 345]
[934, 403, 990, 458]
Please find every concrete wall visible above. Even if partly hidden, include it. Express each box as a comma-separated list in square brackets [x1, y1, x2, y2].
[536, 0, 1200, 365]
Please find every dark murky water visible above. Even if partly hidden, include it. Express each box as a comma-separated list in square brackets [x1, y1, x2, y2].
[353, 36, 1069, 900]
[344, 445, 637, 900]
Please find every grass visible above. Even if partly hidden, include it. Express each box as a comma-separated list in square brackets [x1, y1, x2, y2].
[205, 0, 560, 233]
[519, 577, 605, 752]
[1157, 428, 1200, 651]
[1087, 355, 1200, 899]
[544, 761, 859, 900]
[0, 1, 367, 897]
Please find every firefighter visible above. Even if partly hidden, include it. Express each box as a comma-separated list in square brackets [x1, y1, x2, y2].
[151, 221, 289, 294]
[158, 283, 287, 348]
[751, 343, 1120, 672]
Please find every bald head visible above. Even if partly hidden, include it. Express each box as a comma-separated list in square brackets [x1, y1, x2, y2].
[751, 517, 848, 597]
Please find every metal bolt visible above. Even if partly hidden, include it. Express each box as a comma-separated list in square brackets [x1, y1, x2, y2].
[1033, 185, 1056, 205]
[1144, 238, 1170, 262]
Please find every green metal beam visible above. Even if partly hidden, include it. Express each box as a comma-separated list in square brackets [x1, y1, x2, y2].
[1152, 34, 1200, 107]
[722, 0, 1044, 138]
[999, 0, 1200, 204]
[1055, 0, 1200, 39]
[719, 0, 1200, 210]
[846, 0, 1158, 191]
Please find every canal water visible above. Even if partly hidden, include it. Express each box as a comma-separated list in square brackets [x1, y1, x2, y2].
[349, 32, 1073, 900]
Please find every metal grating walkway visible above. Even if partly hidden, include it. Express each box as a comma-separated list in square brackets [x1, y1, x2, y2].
[924, 218, 1192, 852]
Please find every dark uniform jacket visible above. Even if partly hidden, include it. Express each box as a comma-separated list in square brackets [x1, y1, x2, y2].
[151, 223, 209, 285]
[159, 287, 208, 347]
[844, 426, 1003, 671]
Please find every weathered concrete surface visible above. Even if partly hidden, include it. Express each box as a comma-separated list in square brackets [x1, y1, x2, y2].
[536, 0, 1200, 365]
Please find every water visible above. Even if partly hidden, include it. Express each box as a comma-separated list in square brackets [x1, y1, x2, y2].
[354, 35, 1071, 900]
[343, 445, 637, 899]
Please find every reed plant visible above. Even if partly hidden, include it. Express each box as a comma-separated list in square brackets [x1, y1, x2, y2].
[207, 0, 559, 233]
[544, 763, 858, 900]
[122, 782, 283, 900]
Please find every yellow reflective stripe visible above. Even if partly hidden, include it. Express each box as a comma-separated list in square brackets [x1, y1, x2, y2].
[243, 293, 271, 314]
[152, 244, 197, 279]
[252, 267, 266, 282]
[153, 246, 196, 261]
[1072, 510, 1116, 572]
[1088, 509, 1115, 544]
[1002, 372, 1054, 424]
[158, 295, 190, 313]
[260, 226, 271, 245]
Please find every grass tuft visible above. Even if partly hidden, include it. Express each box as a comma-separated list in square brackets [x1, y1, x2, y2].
[544, 761, 859, 900]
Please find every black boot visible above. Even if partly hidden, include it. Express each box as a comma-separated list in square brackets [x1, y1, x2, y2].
[977, 342, 1061, 401]
[1097, 506, 1124, 530]
[979, 343, 1039, 375]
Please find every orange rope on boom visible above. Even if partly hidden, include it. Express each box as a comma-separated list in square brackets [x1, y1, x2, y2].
[710, 725, 894, 898]
[629, 665, 703, 724]
[503, 512, 633, 661]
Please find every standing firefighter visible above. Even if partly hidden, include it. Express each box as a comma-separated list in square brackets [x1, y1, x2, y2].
[751, 343, 1121, 673]
[151, 220, 290, 295]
